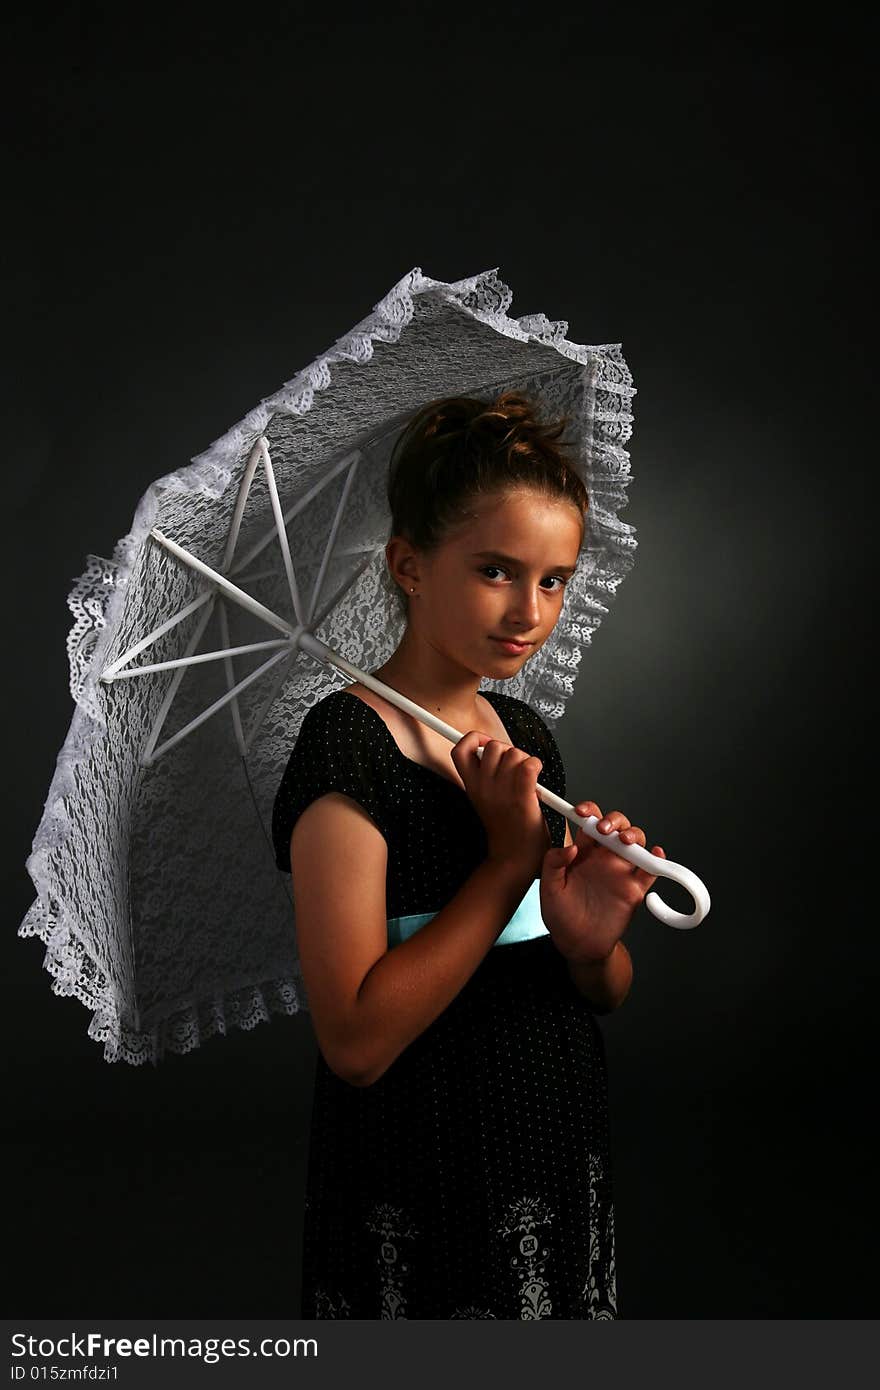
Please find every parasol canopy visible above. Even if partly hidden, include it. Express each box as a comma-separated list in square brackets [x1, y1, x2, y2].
[20, 265, 700, 1067]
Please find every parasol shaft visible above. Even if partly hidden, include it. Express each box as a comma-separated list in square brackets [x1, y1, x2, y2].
[298, 632, 710, 930]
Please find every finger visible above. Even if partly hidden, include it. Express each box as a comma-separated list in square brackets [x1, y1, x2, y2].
[513, 752, 543, 787]
[450, 730, 479, 776]
[632, 845, 666, 888]
[485, 744, 537, 784]
[618, 825, 647, 848]
[479, 737, 516, 777]
[572, 801, 602, 835]
[452, 729, 490, 759]
[541, 843, 578, 885]
[572, 803, 602, 854]
[596, 810, 632, 835]
[452, 731, 502, 773]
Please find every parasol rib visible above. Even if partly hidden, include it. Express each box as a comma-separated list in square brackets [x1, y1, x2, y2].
[227, 443, 362, 578]
[221, 437, 264, 572]
[147, 529, 294, 635]
[308, 454, 359, 624]
[105, 638, 290, 678]
[260, 438, 305, 626]
[101, 590, 214, 681]
[218, 598, 247, 754]
[146, 646, 292, 765]
[140, 593, 217, 764]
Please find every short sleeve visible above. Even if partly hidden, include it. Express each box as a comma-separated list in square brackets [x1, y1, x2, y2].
[271, 693, 393, 873]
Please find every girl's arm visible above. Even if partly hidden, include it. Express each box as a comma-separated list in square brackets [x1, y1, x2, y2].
[290, 791, 538, 1088]
[564, 941, 633, 1013]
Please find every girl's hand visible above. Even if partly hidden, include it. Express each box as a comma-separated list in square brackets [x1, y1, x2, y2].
[539, 801, 667, 963]
[452, 730, 550, 881]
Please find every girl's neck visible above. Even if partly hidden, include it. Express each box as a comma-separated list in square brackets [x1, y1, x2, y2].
[373, 635, 485, 728]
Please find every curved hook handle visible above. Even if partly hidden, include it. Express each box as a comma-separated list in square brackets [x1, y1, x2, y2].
[570, 810, 710, 929]
[532, 785, 711, 929]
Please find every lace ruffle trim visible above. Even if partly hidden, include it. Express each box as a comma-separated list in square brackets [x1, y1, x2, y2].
[18, 889, 306, 1066]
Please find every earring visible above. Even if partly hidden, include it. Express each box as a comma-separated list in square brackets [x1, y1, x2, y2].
[410, 586, 416, 594]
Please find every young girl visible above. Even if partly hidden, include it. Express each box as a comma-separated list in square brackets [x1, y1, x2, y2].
[271, 391, 666, 1320]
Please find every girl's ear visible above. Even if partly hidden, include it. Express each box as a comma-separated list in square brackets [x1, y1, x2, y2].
[386, 534, 421, 595]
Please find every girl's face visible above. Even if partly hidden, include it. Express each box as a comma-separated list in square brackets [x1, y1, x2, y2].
[408, 489, 584, 679]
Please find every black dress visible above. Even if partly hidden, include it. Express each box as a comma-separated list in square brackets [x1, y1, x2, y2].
[271, 687, 618, 1320]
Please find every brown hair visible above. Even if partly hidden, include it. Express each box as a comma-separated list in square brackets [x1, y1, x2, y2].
[386, 390, 588, 613]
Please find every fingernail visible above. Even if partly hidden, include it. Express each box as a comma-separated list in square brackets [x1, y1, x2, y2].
[599, 819, 610, 831]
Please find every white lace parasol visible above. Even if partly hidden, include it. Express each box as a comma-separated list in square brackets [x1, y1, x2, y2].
[19, 265, 638, 1064]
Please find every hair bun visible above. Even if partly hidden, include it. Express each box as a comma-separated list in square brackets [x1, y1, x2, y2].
[463, 391, 549, 457]
[386, 388, 588, 600]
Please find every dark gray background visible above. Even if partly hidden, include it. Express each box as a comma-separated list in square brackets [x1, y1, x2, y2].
[4, 10, 874, 1317]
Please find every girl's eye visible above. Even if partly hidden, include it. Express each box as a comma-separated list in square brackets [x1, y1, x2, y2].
[479, 566, 567, 592]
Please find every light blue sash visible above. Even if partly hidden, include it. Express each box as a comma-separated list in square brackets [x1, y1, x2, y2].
[386, 877, 549, 949]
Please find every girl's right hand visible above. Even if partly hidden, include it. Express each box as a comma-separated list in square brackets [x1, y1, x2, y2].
[451, 730, 550, 880]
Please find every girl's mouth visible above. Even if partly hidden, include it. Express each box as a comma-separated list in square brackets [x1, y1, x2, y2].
[489, 637, 532, 655]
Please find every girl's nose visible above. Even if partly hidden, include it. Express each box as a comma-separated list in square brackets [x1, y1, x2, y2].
[506, 587, 542, 629]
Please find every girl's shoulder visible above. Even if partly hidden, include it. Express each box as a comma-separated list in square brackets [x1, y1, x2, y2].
[482, 689, 559, 747]
[298, 685, 377, 733]
[270, 689, 396, 872]
[291, 686, 401, 759]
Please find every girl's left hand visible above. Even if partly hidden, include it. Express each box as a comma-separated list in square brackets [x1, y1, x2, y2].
[539, 801, 667, 964]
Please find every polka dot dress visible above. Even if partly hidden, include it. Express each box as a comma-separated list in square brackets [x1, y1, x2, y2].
[271, 688, 618, 1320]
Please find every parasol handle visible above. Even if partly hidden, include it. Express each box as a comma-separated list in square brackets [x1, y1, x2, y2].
[298, 633, 710, 929]
[520, 789, 710, 930]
